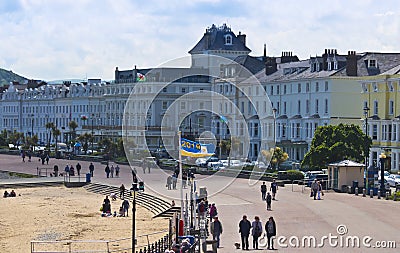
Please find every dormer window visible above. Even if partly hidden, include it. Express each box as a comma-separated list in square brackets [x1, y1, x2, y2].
[224, 34, 232, 45]
[369, 59, 376, 68]
[333, 61, 338, 70]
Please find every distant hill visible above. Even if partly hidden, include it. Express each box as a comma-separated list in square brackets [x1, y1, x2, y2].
[0, 68, 28, 86]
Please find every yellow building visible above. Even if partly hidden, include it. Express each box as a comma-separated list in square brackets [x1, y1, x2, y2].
[361, 64, 400, 172]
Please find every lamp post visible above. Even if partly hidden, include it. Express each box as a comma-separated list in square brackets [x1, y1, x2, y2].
[363, 106, 370, 190]
[91, 113, 94, 153]
[379, 153, 386, 196]
[130, 175, 143, 252]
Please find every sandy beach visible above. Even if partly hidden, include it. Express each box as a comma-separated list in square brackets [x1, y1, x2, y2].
[0, 186, 169, 253]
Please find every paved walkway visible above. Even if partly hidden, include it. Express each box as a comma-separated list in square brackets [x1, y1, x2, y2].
[1, 154, 399, 252]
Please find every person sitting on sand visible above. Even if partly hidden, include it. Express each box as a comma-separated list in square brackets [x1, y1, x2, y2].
[110, 193, 117, 201]
[3, 190, 9, 198]
[118, 207, 125, 217]
[9, 190, 16, 197]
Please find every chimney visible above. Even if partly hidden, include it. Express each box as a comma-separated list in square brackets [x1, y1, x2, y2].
[281, 51, 294, 63]
[322, 49, 328, 71]
[265, 57, 277, 75]
[346, 51, 358, 76]
[263, 44, 267, 57]
[237, 32, 246, 46]
[115, 67, 120, 83]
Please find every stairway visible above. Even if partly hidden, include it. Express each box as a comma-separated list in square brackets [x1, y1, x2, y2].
[83, 183, 179, 218]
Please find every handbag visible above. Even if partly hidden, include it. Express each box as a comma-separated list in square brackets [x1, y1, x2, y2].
[310, 191, 314, 197]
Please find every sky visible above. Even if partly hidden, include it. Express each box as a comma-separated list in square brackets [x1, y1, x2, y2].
[0, 0, 399, 81]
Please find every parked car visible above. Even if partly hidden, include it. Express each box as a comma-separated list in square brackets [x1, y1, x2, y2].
[387, 174, 400, 187]
[195, 156, 219, 167]
[207, 161, 224, 171]
[378, 171, 391, 181]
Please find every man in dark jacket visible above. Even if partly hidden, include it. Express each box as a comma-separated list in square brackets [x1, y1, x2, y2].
[239, 215, 251, 250]
[265, 216, 277, 250]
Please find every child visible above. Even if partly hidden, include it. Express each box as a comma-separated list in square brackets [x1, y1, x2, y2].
[266, 192, 272, 210]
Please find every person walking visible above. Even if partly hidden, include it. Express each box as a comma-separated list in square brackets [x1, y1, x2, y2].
[120, 184, 125, 199]
[311, 179, 319, 200]
[115, 164, 120, 177]
[53, 164, 59, 177]
[265, 216, 277, 250]
[261, 182, 267, 200]
[105, 164, 110, 178]
[122, 199, 130, 217]
[110, 164, 115, 178]
[209, 203, 218, 219]
[76, 162, 81, 176]
[239, 215, 251, 250]
[89, 162, 94, 177]
[270, 180, 278, 200]
[266, 192, 272, 211]
[210, 216, 223, 248]
[45, 154, 50, 165]
[317, 181, 324, 200]
[251, 216, 262, 250]
[166, 175, 172, 190]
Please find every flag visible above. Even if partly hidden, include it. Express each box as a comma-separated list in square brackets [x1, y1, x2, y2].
[136, 72, 146, 82]
[220, 115, 228, 123]
[180, 138, 214, 157]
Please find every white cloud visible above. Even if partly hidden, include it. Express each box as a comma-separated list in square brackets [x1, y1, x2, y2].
[0, 0, 399, 80]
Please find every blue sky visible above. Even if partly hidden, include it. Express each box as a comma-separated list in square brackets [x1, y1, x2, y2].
[0, 0, 399, 81]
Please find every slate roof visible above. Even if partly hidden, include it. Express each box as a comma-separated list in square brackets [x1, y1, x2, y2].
[256, 52, 400, 83]
[189, 24, 251, 54]
[233, 55, 266, 74]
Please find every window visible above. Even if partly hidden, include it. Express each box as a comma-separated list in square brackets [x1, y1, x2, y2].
[282, 123, 287, 138]
[325, 99, 328, 114]
[372, 124, 378, 140]
[283, 102, 287, 115]
[162, 101, 168, 110]
[297, 100, 301, 114]
[389, 81, 394, 92]
[181, 88, 186, 93]
[297, 83, 301, 93]
[373, 100, 378, 115]
[200, 102, 204, 109]
[296, 123, 300, 138]
[306, 99, 310, 114]
[315, 99, 319, 114]
[315, 82, 319, 92]
[163, 87, 167, 92]
[276, 85, 280, 95]
[283, 85, 287, 94]
[198, 117, 205, 128]
[369, 59, 376, 68]
[362, 83, 368, 93]
[389, 100, 394, 115]
[254, 123, 259, 137]
[373, 83, 378, 92]
[270, 86, 274, 95]
[305, 123, 309, 138]
[225, 34, 232, 45]
[306, 83, 310, 92]
[325, 81, 329, 91]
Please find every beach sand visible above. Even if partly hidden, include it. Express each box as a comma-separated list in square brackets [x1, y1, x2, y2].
[0, 186, 169, 253]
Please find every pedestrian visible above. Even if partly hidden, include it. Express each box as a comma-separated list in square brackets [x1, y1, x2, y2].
[172, 174, 177, 189]
[311, 179, 318, 200]
[105, 164, 110, 178]
[64, 164, 70, 175]
[28, 153, 32, 162]
[261, 182, 267, 200]
[89, 162, 94, 177]
[198, 200, 206, 219]
[270, 179, 278, 200]
[209, 203, 218, 219]
[142, 159, 146, 174]
[251, 216, 262, 250]
[171, 200, 175, 207]
[239, 215, 251, 250]
[69, 165, 75, 176]
[265, 216, 277, 250]
[53, 164, 59, 177]
[166, 175, 172, 190]
[266, 192, 272, 210]
[122, 199, 130, 217]
[110, 164, 115, 178]
[317, 181, 324, 200]
[21, 151, 25, 162]
[45, 154, 50, 164]
[120, 184, 125, 199]
[210, 216, 223, 248]
[115, 164, 120, 177]
[76, 162, 81, 176]
[102, 196, 111, 213]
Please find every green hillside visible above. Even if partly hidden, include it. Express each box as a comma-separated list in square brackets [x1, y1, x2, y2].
[0, 68, 28, 86]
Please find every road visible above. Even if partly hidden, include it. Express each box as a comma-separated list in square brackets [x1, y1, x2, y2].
[1, 154, 399, 252]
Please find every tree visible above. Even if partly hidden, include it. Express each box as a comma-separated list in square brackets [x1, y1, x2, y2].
[77, 133, 92, 154]
[52, 128, 61, 153]
[69, 120, 78, 140]
[99, 137, 117, 158]
[301, 124, 372, 169]
[45, 122, 55, 149]
[261, 147, 289, 170]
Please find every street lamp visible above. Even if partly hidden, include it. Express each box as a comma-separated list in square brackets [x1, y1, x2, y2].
[130, 174, 144, 252]
[363, 106, 370, 190]
[379, 153, 386, 196]
[91, 113, 95, 153]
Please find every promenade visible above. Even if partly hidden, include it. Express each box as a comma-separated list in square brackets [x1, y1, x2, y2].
[1, 153, 399, 253]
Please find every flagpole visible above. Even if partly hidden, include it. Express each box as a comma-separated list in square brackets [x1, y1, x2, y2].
[178, 131, 184, 234]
